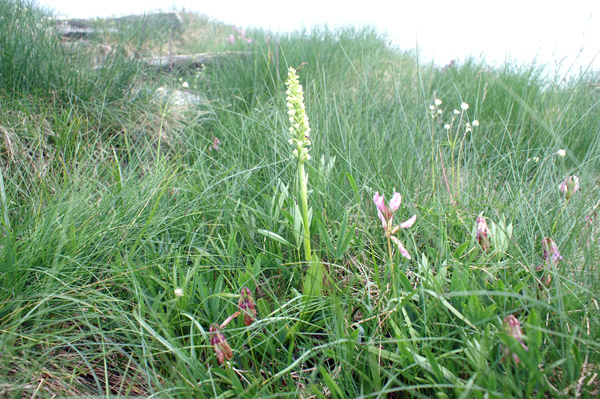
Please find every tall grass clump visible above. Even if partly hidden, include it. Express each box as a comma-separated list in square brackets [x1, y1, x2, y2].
[0, 0, 64, 95]
[0, 3, 599, 398]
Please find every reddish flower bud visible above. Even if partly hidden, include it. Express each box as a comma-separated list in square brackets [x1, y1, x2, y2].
[542, 238, 563, 264]
[210, 136, 221, 151]
[535, 264, 552, 287]
[503, 315, 529, 364]
[209, 324, 233, 365]
[238, 287, 257, 326]
[559, 175, 579, 200]
[476, 216, 491, 251]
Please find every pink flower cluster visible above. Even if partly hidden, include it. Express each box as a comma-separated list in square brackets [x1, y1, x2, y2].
[373, 191, 416, 259]
[209, 287, 258, 365]
[228, 27, 253, 45]
[476, 216, 491, 251]
[503, 315, 529, 364]
[559, 175, 579, 200]
[542, 237, 563, 264]
[536, 237, 563, 287]
[209, 136, 221, 152]
[238, 287, 257, 327]
[210, 324, 233, 365]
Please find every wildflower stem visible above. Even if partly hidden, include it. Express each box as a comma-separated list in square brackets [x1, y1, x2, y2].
[387, 234, 394, 272]
[298, 160, 312, 262]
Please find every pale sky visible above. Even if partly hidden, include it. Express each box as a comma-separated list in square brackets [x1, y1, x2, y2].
[37, 0, 600, 76]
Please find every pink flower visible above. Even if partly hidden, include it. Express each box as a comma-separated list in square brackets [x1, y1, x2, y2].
[537, 238, 562, 289]
[373, 192, 408, 228]
[476, 216, 491, 251]
[559, 175, 579, 200]
[503, 315, 529, 364]
[373, 191, 387, 220]
[209, 324, 233, 365]
[373, 191, 416, 259]
[542, 237, 563, 264]
[389, 192, 402, 212]
[536, 264, 552, 287]
[238, 287, 257, 326]
[228, 34, 235, 44]
[210, 136, 221, 151]
[390, 236, 412, 259]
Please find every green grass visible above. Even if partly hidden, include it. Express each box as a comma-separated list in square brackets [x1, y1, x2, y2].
[1, 1, 599, 397]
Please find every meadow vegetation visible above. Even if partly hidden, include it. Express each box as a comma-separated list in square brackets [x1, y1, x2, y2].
[0, 1, 599, 397]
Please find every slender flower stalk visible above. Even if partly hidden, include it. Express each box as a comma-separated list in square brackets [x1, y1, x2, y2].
[433, 100, 478, 200]
[286, 67, 312, 262]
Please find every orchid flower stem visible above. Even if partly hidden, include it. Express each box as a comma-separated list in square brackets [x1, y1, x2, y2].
[386, 235, 394, 274]
[386, 234, 396, 291]
[298, 159, 311, 262]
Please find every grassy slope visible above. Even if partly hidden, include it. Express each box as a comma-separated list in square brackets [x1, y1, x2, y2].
[0, 1, 599, 397]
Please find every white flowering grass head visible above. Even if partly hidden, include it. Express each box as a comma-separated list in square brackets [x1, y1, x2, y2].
[285, 67, 311, 163]
[556, 149, 566, 158]
[432, 99, 479, 134]
[429, 98, 444, 119]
